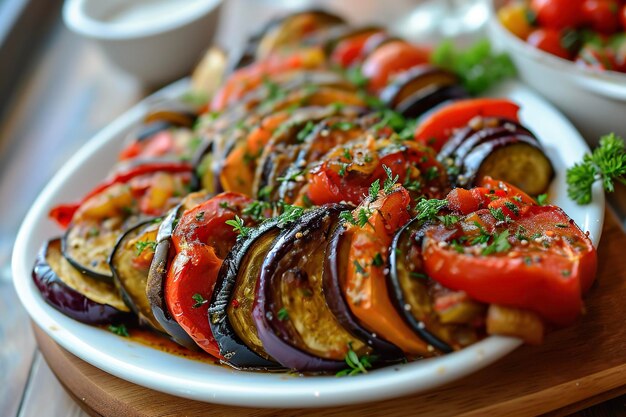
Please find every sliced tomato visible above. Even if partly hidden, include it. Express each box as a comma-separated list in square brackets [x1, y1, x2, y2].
[344, 187, 433, 355]
[306, 138, 448, 206]
[48, 162, 192, 228]
[220, 112, 290, 195]
[422, 204, 597, 326]
[361, 41, 431, 92]
[166, 192, 255, 357]
[118, 131, 175, 161]
[330, 30, 384, 68]
[413, 98, 520, 151]
[210, 47, 325, 111]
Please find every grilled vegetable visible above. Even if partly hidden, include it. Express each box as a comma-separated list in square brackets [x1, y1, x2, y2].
[33, 239, 130, 324]
[388, 218, 484, 352]
[324, 224, 405, 359]
[422, 200, 597, 326]
[164, 193, 256, 357]
[395, 84, 468, 119]
[110, 219, 165, 333]
[253, 206, 371, 371]
[209, 220, 282, 369]
[379, 65, 460, 108]
[255, 10, 345, 59]
[461, 136, 554, 195]
[414, 98, 520, 151]
[361, 41, 431, 92]
[340, 188, 435, 357]
[147, 192, 211, 349]
[60, 165, 193, 281]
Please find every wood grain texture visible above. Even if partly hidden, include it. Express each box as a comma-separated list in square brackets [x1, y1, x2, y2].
[34, 210, 626, 417]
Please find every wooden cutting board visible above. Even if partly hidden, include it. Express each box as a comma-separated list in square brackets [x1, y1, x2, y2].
[34, 210, 626, 417]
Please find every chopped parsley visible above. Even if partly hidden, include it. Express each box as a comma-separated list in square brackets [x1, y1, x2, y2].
[195, 211, 205, 221]
[108, 324, 129, 337]
[471, 221, 491, 245]
[192, 293, 208, 309]
[437, 214, 459, 227]
[277, 307, 289, 321]
[382, 164, 399, 193]
[277, 170, 305, 183]
[504, 201, 520, 216]
[536, 193, 548, 205]
[372, 253, 384, 267]
[276, 204, 304, 227]
[353, 259, 367, 275]
[336, 343, 377, 377]
[296, 121, 315, 142]
[225, 215, 250, 238]
[135, 240, 156, 256]
[369, 179, 381, 200]
[482, 230, 511, 256]
[415, 198, 448, 222]
[332, 121, 356, 131]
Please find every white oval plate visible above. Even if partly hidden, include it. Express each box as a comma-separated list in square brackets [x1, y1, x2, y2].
[12, 79, 604, 408]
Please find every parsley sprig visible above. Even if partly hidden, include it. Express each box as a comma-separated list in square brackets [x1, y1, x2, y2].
[566, 133, 626, 204]
[225, 215, 250, 238]
[336, 343, 378, 377]
[415, 198, 448, 222]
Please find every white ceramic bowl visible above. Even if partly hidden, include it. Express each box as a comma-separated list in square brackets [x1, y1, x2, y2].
[63, 0, 222, 86]
[488, 0, 626, 146]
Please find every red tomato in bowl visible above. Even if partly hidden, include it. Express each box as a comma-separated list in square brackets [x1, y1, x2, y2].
[527, 29, 572, 59]
[582, 0, 621, 34]
[530, 0, 584, 30]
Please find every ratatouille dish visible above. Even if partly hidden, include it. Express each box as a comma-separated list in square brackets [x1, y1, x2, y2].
[33, 10, 597, 374]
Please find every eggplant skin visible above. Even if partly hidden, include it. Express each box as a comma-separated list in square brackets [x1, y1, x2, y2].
[461, 136, 554, 195]
[323, 225, 405, 360]
[33, 239, 130, 325]
[146, 204, 198, 350]
[209, 220, 282, 370]
[253, 205, 369, 372]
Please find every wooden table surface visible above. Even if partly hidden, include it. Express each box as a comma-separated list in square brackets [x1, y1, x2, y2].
[0, 1, 624, 416]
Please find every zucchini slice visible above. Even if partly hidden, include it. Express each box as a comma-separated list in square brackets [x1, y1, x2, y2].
[388, 219, 486, 351]
[110, 219, 165, 334]
[210, 220, 283, 369]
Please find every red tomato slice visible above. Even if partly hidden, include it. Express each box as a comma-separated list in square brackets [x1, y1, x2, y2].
[414, 98, 520, 151]
[330, 30, 384, 68]
[166, 192, 255, 357]
[48, 162, 192, 228]
[422, 205, 597, 326]
[344, 187, 432, 355]
[361, 41, 431, 92]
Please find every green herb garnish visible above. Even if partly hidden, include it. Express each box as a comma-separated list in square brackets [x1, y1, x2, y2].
[566, 133, 626, 204]
[108, 324, 129, 337]
[225, 215, 250, 238]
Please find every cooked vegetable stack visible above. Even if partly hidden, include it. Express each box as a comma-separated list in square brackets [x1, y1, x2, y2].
[34, 9, 596, 374]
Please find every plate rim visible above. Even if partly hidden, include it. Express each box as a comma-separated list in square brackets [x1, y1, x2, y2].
[11, 79, 605, 408]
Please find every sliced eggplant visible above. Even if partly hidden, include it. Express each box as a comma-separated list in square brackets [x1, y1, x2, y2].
[209, 220, 282, 369]
[146, 191, 211, 349]
[110, 219, 165, 334]
[388, 219, 485, 351]
[253, 206, 372, 371]
[253, 105, 363, 201]
[255, 10, 345, 59]
[395, 84, 469, 119]
[324, 225, 405, 359]
[380, 65, 460, 108]
[62, 220, 124, 282]
[438, 117, 534, 164]
[460, 136, 554, 195]
[33, 239, 130, 324]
